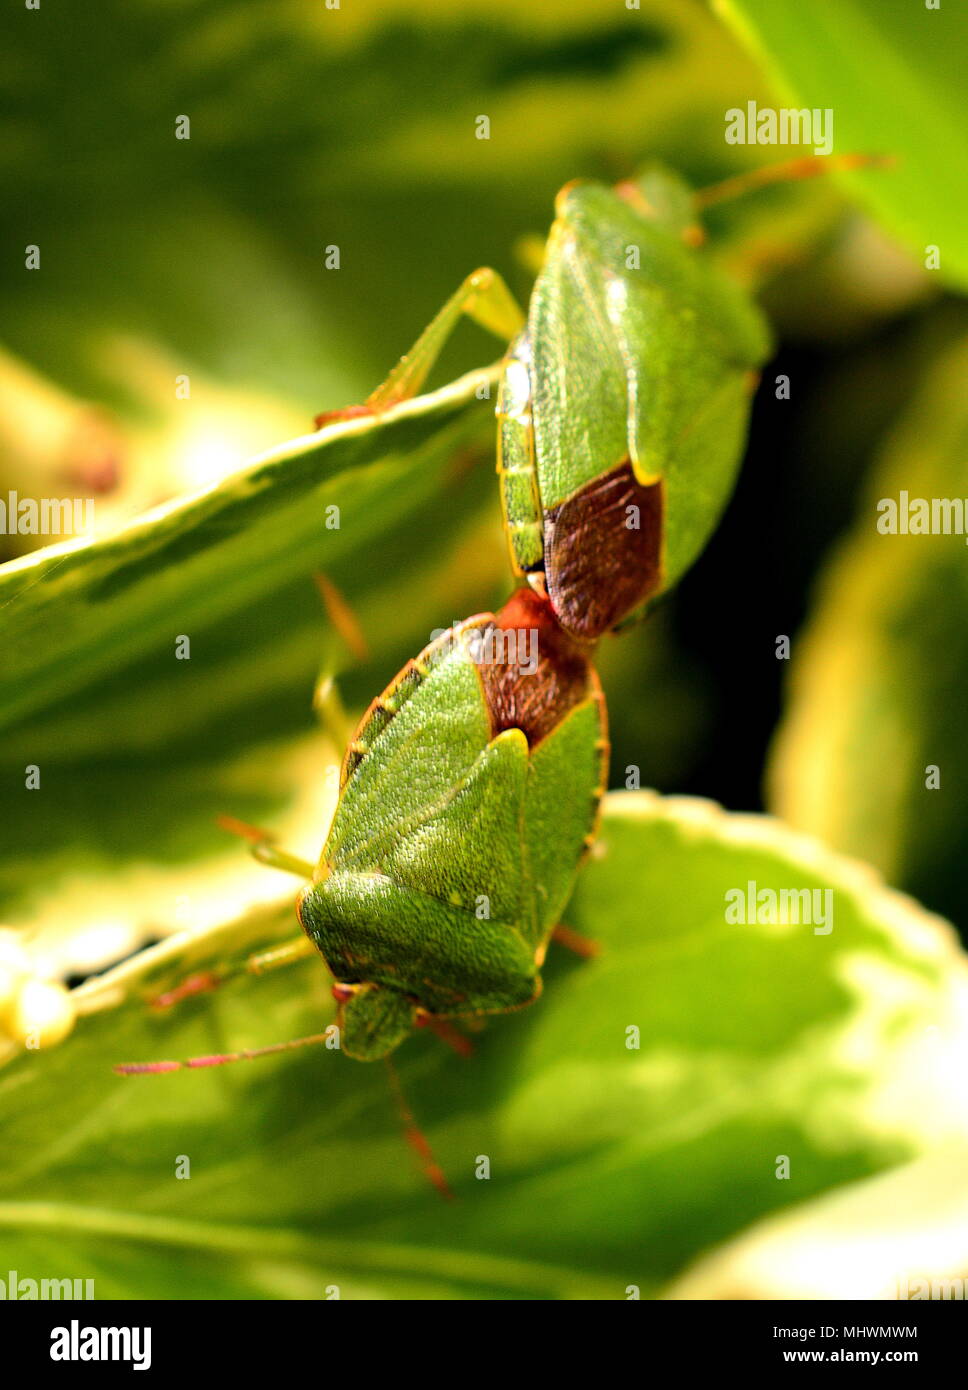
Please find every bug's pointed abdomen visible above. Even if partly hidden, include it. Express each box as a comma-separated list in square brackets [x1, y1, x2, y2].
[543, 461, 663, 642]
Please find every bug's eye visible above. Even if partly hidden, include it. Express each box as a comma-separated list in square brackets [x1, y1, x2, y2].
[331, 983, 356, 1002]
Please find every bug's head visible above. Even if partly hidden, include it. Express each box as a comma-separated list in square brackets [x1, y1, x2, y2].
[297, 883, 418, 1061]
[297, 871, 539, 1061]
[328, 980, 416, 1061]
[613, 164, 703, 244]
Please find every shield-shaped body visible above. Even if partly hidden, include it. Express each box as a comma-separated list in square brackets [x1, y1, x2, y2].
[298, 588, 608, 1059]
[498, 169, 772, 642]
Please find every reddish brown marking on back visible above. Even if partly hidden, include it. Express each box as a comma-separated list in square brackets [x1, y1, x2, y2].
[544, 461, 663, 641]
[476, 587, 593, 748]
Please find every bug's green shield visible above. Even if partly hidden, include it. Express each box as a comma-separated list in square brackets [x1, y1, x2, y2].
[500, 168, 772, 640]
[300, 597, 606, 1060]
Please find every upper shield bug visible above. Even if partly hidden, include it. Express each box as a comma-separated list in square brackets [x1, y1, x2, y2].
[316, 163, 773, 643]
[497, 168, 772, 642]
[316, 156, 891, 643]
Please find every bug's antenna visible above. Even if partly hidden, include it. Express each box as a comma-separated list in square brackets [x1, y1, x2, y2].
[384, 1057, 454, 1201]
[694, 153, 895, 210]
[114, 1031, 335, 1075]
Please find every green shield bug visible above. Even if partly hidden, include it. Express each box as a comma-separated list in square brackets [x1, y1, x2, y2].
[318, 156, 891, 643]
[496, 167, 772, 642]
[316, 163, 773, 643]
[296, 584, 607, 1061]
[117, 588, 606, 1091]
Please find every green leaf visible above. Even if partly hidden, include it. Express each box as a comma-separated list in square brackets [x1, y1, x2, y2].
[719, 0, 968, 290]
[0, 370, 494, 736]
[667, 1146, 968, 1299]
[769, 335, 968, 931]
[1, 792, 964, 1299]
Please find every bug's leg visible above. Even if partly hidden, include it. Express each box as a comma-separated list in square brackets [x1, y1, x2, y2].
[149, 936, 316, 1011]
[414, 1010, 474, 1058]
[311, 673, 357, 760]
[216, 825, 321, 956]
[308, 570, 367, 750]
[385, 1056, 454, 1201]
[315, 268, 525, 426]
[550, 924, 601, 959]
[246, 936, 317, 975]
[694, 153, 893, 211]
[149, 971, 225, 1010]
[216, 814, 315, 879]
[313, 571, 369, 663]
[115, 1029, 336, 1075]
[147, 824, 318, 1011]
[366, 268, 524, 409]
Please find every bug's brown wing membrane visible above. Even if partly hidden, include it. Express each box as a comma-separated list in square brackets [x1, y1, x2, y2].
[543, 460, 663, 642]
[476, 587, 595, 748]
